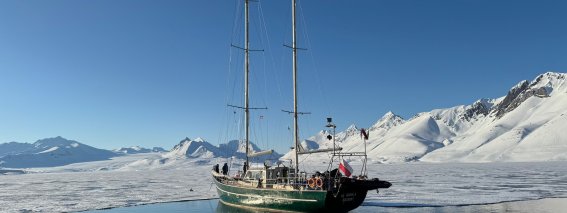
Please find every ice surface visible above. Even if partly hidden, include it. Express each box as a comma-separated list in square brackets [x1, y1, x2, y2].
[0, 155, 219, 212]
[81, 197, 567, 213]
[1, 155, 566, 212]
[362, 161, 567, 207]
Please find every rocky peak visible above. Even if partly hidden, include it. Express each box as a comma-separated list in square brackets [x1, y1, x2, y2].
[33, 136, 78, 149]
[383, 111, 395, 118]
[462, 98, 492, 121]
[345, 124, 358, 132]
[171, 137, 193, 150]
[166, 137, 219, 159]
[370, 111, 405, 131]
[335, 124, 359, 143]
[492, 72, 566, 118]
[493, 80, 530, 118]
[530, 72, 565, 86]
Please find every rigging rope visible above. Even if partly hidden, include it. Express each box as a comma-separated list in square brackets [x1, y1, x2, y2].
[298, 1, 331, 116]
[219, 0, 243, 149]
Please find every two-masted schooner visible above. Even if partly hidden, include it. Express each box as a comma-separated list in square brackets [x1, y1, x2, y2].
[212, 0, 391, 212]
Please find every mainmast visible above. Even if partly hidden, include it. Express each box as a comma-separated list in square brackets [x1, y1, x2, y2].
[238, 0, 271, 166]
[244, 0, 250, 167]
[292, 0, 299, 181]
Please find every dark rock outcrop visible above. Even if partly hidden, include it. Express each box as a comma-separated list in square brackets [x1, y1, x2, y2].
[462, 99, 491, 121]
[493, 80, 530, 118]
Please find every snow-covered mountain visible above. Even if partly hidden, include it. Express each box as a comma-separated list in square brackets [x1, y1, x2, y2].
[3, 73, 564, 168]
[284, 72, 567, 163]
[0, 136, 119, 168]
[0, 136, 282, 169]
[369, 111, 405, 132]
[164, 137, 218, 158]
[0, 142, 34, 158]
[163, 137, 281, 161]
[114, 146, 166, 154]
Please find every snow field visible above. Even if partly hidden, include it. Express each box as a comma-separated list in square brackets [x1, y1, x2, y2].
[2, 159, 566, 212]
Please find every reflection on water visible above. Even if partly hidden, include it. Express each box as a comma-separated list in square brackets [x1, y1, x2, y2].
[86, 199, 219, 213]
[88, 197, 567, 213]
[216, 201, 265, 213]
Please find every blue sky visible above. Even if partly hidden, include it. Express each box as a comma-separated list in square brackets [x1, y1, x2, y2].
[1, 0, 566, 153]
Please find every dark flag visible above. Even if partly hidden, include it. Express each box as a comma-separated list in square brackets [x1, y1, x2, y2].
[360, 128, 369, 140]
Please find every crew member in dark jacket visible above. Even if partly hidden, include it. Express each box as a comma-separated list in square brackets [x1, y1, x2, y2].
[222, 163, 229, 175]
[213, 164, 219, 173]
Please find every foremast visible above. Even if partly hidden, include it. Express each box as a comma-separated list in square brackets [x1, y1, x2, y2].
[242, 0, 272, 168]
[244, 0, 250, 166]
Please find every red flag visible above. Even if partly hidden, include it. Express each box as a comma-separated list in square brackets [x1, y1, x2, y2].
[360, 128, 369, 140]
[339, 159, 353, 177]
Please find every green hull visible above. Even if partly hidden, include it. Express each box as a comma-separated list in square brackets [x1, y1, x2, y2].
[212, 170, 391, 212]
[214, 178, 327, 212]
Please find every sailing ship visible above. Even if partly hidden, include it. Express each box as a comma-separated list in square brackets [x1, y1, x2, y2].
[212, 0, 391, 212]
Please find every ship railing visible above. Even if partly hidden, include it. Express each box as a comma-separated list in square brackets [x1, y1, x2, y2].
[262, 175, 331, 190]
[224, 170, 334, 190]
[226, 178, 333, 191]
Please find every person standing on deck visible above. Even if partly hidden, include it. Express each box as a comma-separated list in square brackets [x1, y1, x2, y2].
[222, 163, 228, 175]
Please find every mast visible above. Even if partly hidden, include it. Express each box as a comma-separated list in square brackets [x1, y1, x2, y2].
[292, 0, 299, 181]
[244, 0, 250, 167]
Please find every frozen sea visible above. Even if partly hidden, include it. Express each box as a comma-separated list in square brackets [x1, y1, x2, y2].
[1, 156, 566, 212]
[87, 197, 567, 213]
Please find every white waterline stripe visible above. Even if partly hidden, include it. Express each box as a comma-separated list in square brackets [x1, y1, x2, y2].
[216, 187, 319, 202]
[218, 199, 300, 213]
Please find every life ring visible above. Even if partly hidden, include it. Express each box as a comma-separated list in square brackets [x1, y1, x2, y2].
[308, 178, 316, 189]
[315, 177, 323, 189]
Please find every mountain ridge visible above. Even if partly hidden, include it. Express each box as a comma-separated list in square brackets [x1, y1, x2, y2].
[3, 72, 565, 167]
[164, 137, 282, 162]
[0, 136, 119, 168]
[283, 72, 567, 163]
